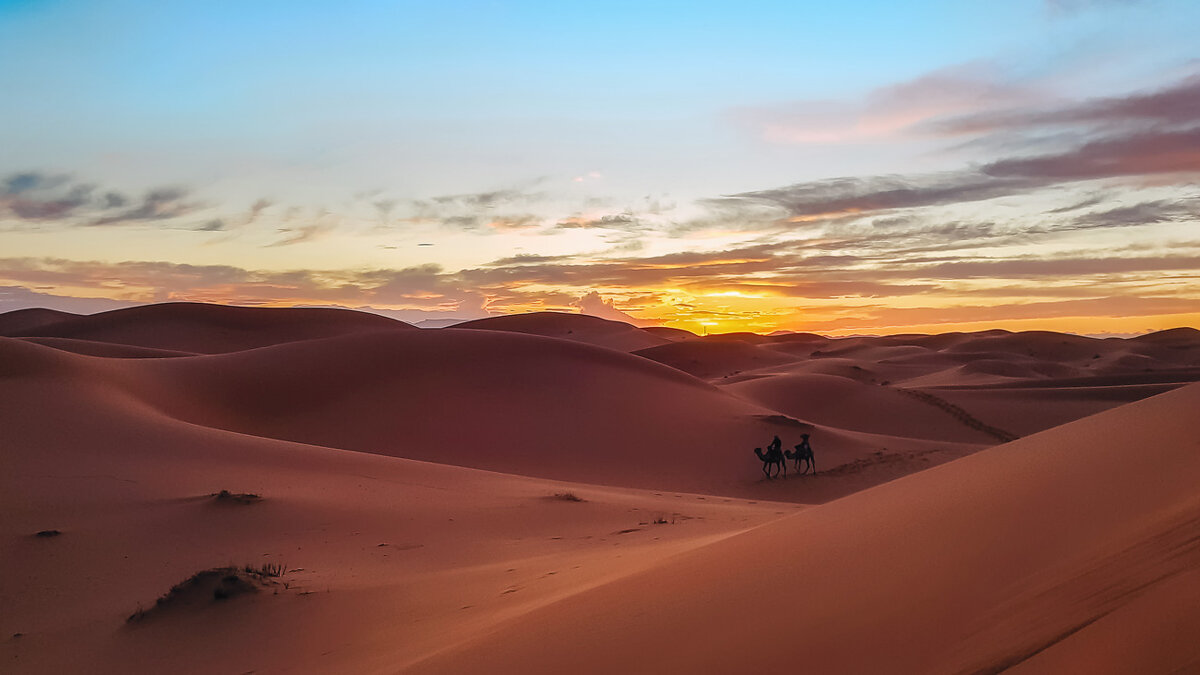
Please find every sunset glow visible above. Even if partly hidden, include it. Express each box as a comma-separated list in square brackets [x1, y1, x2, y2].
[2, 1, 1198, 335]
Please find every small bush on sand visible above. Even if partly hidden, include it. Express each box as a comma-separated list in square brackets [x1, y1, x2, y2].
[34, 529, 62, 538]
[211, 490, 262, 505]
[253, 562, 285, 578]
[127, 563, 286, 623]
[551, 492, 584, 502]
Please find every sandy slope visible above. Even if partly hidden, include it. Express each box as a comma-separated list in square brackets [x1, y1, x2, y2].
[1, 302, 412, 353]
[0, 307, 80, 334]
[723, 372, 999, 443]
[3, 304, 1199, 673]
[634, 339, 798, 379]
[1, 334, 969, 502]
[17, 336, 197, 358]
[0, 361, 790, 674]
[454, 311, 671, 352]
[407, 382, 1200, 674]
[923, 382, 1183, 436]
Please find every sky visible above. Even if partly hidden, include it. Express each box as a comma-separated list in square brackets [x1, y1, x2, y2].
[1, 0, 1199, 335]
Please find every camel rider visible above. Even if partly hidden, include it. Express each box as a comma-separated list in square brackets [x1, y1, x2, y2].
[796, 433, 811, 455]
[768, 435, 782, 454]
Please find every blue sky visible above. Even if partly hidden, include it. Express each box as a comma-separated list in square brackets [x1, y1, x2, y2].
[2, 0, 1199, 334]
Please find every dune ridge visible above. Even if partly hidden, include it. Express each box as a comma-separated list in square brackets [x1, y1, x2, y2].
[1, 302, 412, 353]
[406, 382, 1200, 674]
[3, 302, 1199, 673]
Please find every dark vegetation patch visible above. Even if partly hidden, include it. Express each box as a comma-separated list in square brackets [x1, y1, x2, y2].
[127, 563, 285, 623]
[34, 529, 62, 538]
[211, 490, 263, 505]
[548, 492, 585, 502]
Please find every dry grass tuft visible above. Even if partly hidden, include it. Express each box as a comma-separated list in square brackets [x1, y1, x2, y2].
[211, 490, 263, 505]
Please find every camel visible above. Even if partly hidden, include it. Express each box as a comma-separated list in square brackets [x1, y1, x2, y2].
[754, 446, 786, 479]
[785, 434, 816, 474]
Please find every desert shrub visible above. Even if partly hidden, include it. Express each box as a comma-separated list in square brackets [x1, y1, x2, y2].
[551, 492, 584, 502]
[212, 490, 262, 505]
[127, 563, 286, 623]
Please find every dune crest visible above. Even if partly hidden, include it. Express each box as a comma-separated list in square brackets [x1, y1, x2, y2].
[3, 303, 1198, 673]
[1, 302, 412, 353]
[407, 382, 1200, 674]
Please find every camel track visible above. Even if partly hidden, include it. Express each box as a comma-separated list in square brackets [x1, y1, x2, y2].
[897, 388, 1019, 444]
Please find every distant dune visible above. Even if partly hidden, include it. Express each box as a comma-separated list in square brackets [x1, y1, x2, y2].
[2, 302, 1198, 673]
[454, 311, 672, 352]
[1, 302, 412, 353]
[0, 307, 81, 334]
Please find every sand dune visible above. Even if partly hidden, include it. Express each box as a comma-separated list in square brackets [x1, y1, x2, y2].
[407, 382, 1200, 674]
[641, 325, 697, 342]
[0, 307, 80, 334]
[0, 356, 788, 674]
[1, 302, 411, 353]
[723, 372, 999, 443]
[634, 339, 798, 379]
[18, 336, 197, 358]
[3, 303, 1199, 673]
[454, 311, 671, 352]
[924, 382, 1183, 436]
[1, 333, 964, 501]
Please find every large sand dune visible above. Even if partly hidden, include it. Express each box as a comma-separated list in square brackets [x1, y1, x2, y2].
[1, 301, 412, 353]
[407, 381, 1200, 674]
[454, 311, 671, 352]
[3, 302, 1199, 673]
[0, 353, 788, 673]
[0, 332, 969, 500]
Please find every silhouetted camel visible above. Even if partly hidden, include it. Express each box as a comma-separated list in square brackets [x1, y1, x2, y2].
[754, 446, 786, 479]
[786, 434, 816, 474]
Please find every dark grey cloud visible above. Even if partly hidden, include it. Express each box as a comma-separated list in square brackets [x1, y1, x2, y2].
[90, 187, 201, 226]
[102, 192, 129, 209]
[705, 117, 1200, 233]
[1, 171, 96, 221]
[414, 188, 546, 217]
[266, 224, 331, 247]
[1047, 192, 1110, 213]
[4, 172, 66, 194]
[934, 74, 1200, 135]
[246, 198, 273, 224]
[0, 171, 210, 227]
[905, 254, 1200, 279]
[727, 173, 1033, 220]
[429, 188, 536, 209]
[981, 127, 1200, 181]
[1071, 198, 1199, 229]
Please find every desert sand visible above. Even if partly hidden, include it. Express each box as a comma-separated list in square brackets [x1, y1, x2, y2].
[3, 304, 1199, 673]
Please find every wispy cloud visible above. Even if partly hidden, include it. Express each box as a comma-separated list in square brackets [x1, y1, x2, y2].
[1, 172, 100, 221]
[730, 63, 1043, 144]
[267, 223, 333, 247]
[90, 187, 201, 226]
[0, 171, 210, 227]
[708, 86, 1200, 231]
[930, 74, 1200, 135]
